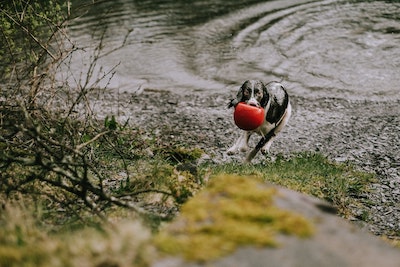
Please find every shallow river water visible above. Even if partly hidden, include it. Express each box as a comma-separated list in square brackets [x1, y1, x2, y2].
[68, 0, 400, 101]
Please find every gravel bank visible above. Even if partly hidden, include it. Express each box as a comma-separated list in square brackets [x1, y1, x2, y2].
[98, 88, 400, 239]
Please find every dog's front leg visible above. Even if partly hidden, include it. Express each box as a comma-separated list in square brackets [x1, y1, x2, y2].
[227, 131, 251, 155]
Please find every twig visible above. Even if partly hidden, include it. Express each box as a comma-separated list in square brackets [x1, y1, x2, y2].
[75, 130, 110, 151]
[0, 9, 56, 60]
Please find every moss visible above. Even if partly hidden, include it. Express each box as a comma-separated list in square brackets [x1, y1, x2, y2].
[153, 175, 314, 262]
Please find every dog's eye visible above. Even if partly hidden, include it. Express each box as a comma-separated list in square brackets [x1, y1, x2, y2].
[254, 89, 262, 95]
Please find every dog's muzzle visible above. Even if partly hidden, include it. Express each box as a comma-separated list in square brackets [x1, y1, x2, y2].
[247, 98, 260, 107]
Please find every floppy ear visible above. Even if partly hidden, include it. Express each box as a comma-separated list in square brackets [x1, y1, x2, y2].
[228, 84, 245, 108]
[260, 83, 269, 107]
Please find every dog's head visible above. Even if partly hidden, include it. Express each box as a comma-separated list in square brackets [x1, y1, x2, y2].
[229, 80, 268, 108]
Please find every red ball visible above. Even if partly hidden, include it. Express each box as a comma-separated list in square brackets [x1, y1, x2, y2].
[233, 102, 265, 131]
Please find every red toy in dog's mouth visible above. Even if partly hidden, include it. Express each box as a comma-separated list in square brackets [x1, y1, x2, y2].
[233, 102, 265, 131]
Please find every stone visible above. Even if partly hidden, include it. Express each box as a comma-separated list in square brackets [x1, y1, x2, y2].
[152, 175, 400, 267]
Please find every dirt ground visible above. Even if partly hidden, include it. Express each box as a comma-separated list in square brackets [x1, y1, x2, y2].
[97, 88, 400, 238]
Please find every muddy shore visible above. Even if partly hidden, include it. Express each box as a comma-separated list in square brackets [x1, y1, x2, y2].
[97, 88, 400, 239]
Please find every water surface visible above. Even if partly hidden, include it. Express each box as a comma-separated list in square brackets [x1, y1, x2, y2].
[67, 0, 400, 100]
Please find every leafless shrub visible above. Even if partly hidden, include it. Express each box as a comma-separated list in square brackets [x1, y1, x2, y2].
[0, 2, 198, 224]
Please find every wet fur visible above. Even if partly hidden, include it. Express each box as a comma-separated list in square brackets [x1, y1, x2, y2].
[227, 80, 292, 162]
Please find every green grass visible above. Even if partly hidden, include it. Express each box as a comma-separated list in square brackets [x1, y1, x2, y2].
[205, 152, 376, 218]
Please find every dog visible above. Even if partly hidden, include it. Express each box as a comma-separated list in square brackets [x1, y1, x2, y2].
[227, 80, 292, 162]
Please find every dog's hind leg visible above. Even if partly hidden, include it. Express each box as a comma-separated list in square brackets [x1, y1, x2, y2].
[260, 102, 292, 155]
[261, 103, 292, 155]
[245, 131, 275, 162]
[260, 136, 276, 155]
[246, 103, 292, 162]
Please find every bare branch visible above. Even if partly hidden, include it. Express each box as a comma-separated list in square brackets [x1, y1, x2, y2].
[0, 8, 56, 60]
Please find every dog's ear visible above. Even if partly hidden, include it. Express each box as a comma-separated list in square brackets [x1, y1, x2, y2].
[228, 82, 246, 108]
[228, 98, 239, 108]
[260, 82, 269, 107]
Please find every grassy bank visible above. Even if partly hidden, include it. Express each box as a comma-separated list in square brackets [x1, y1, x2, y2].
[0, 121, 379, 266]
[207, 152, 375, 218]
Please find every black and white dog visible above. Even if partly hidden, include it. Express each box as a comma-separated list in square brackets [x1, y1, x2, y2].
[227, 80, 292, 162]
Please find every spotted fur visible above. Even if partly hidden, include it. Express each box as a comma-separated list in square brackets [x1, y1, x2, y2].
[227, 80, 292, 162]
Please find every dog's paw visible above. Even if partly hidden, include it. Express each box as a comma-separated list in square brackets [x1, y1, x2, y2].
[226, 148, 237, 155]
[260, 147, 270, 155]
[239, 146, 249, 153]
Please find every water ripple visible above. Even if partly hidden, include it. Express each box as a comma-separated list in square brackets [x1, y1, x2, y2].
[190, 0, 400, 100]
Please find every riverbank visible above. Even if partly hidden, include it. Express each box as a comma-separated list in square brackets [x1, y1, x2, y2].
[95, 87, 399, 238]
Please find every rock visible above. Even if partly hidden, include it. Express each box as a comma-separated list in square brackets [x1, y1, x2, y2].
[152, 175, 400, 267]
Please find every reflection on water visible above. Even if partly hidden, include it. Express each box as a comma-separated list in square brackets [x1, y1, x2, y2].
[67, 0, 400, 100]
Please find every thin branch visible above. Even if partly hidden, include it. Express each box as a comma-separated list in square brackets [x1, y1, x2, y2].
[116, 189, 173, 198]
[76, 130, 110, 151]
[0, 9, 56, 60]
